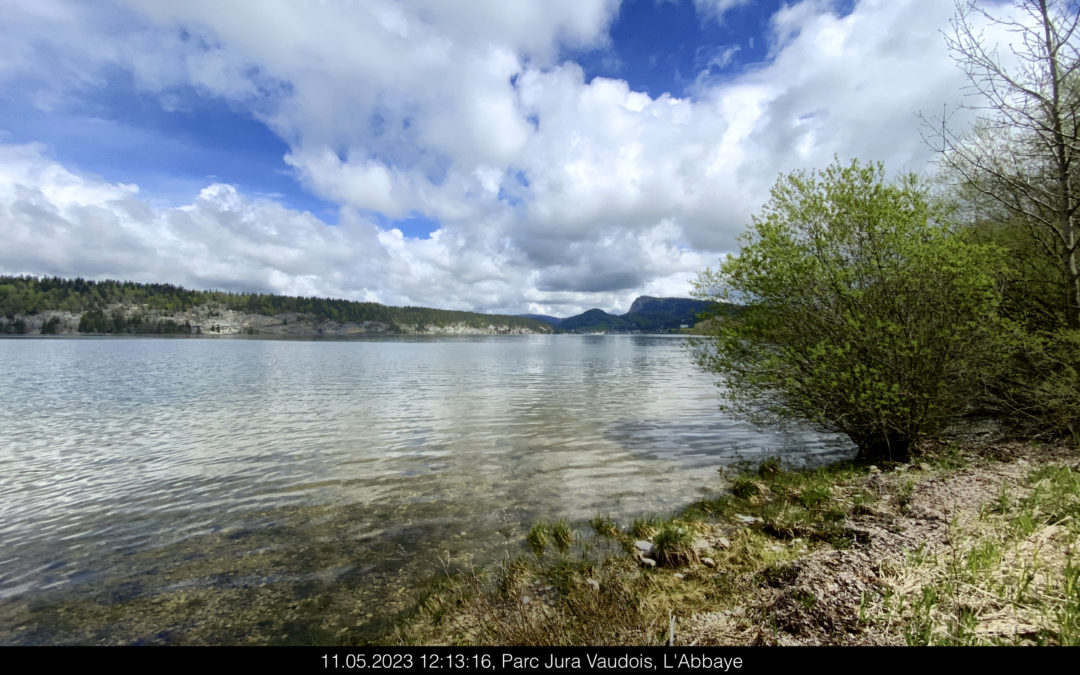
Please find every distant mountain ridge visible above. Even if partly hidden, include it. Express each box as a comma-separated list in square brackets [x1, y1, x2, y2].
[526, 296, 716, 333]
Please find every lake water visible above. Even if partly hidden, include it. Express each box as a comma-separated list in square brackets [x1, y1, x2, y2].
[0, 335, 854, 644]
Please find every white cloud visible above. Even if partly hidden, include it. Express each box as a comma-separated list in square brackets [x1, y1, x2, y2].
[0, 0, 1027, 315]
[692, 0, 752, 25]
[0, 143, 384, 299]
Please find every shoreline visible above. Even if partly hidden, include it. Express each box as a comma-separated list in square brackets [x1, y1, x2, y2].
[0, 331, 694, 341]
[387, 423, 1080, 646]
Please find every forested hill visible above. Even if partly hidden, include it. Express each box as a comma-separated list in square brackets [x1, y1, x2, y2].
[557, 296, 720, 333]
[0, 276, 554, 336]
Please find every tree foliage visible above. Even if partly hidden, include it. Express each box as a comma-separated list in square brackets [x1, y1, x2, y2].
[929, 1, 1080, 441]
[692, 159, 1009, 460]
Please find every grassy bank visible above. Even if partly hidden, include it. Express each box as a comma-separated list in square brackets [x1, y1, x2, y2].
[386, 426, 1080, 646]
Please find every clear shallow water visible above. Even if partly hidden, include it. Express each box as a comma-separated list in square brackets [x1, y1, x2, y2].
[0, 335, 854, 644]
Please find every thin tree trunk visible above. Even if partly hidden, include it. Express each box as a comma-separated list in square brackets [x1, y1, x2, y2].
[1040, 0, 1079, 328]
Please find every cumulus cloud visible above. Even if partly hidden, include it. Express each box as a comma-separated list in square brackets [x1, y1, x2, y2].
[0, 0, 1019, 315]
[0, 143, 383, 299]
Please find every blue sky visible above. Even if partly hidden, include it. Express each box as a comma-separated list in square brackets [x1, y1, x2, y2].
[0, 0, 1012, 314]
[3, 1, 809, 234]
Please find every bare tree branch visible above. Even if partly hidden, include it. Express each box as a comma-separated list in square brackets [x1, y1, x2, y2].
[932, 0, 1080, 327]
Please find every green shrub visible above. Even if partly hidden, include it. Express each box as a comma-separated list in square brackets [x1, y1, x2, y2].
[992, 329, 1080, 443]
[693, 159, 1010, 461]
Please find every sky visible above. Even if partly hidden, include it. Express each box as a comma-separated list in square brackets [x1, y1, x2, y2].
[0, 0, 1021, 316]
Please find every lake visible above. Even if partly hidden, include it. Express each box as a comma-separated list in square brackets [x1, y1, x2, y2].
[0, 334, 854, 644]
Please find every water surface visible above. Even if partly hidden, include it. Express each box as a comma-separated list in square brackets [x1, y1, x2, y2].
[0, 335, 853, 644]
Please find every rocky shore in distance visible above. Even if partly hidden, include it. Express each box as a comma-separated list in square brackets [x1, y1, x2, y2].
[3, 304, 549, 337]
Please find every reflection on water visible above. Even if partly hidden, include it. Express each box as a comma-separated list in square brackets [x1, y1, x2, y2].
[0, 335, 854, 644]
[610, 418, 854, 468]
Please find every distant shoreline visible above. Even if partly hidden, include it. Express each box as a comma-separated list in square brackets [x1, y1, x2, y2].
[0, 331, 694, 340]
[0, 276, 714, 337]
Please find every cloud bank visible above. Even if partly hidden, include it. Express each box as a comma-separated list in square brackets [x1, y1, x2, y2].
[0, 0, 1005, 315]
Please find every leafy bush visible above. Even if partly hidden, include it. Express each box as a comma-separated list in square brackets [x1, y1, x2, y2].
[991, 329, 1080, 444]
[693, 159, 1010, 460]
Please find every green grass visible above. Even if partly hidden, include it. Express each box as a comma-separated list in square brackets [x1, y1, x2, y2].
[390, 446, 1080, 646]
[798, 484, 832, 510]
[731, 475, 768, 499]
[872, 462, 1080, 645]
[896, 479, 915, 513]
[391, 454, 878, 644]
[630, 515, 664, 540]
[758, 456, 784, 477]
[653, 522, 697, 567]
[526, 522, 549, 558]
[589, 515, 620, 539]
[551, 520, 573, 554]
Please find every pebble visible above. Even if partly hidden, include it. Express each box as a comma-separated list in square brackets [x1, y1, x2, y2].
[635, 540, 656, 557]
[701, 557, 716, 568]
[673, 573, 685, 580]
[639, 557, 657, 569]
[585, 578, 600, 591]
[714, 536, 731, 549]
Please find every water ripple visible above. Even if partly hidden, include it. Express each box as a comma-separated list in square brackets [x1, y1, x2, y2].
[0, 334, 855, 636]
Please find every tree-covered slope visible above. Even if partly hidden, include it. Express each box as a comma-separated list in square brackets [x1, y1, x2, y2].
[0, 276, 554, 335]
[558, 308, 633, 332]
[518, 314, 564, 327]
[558, 296, 715, 333]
